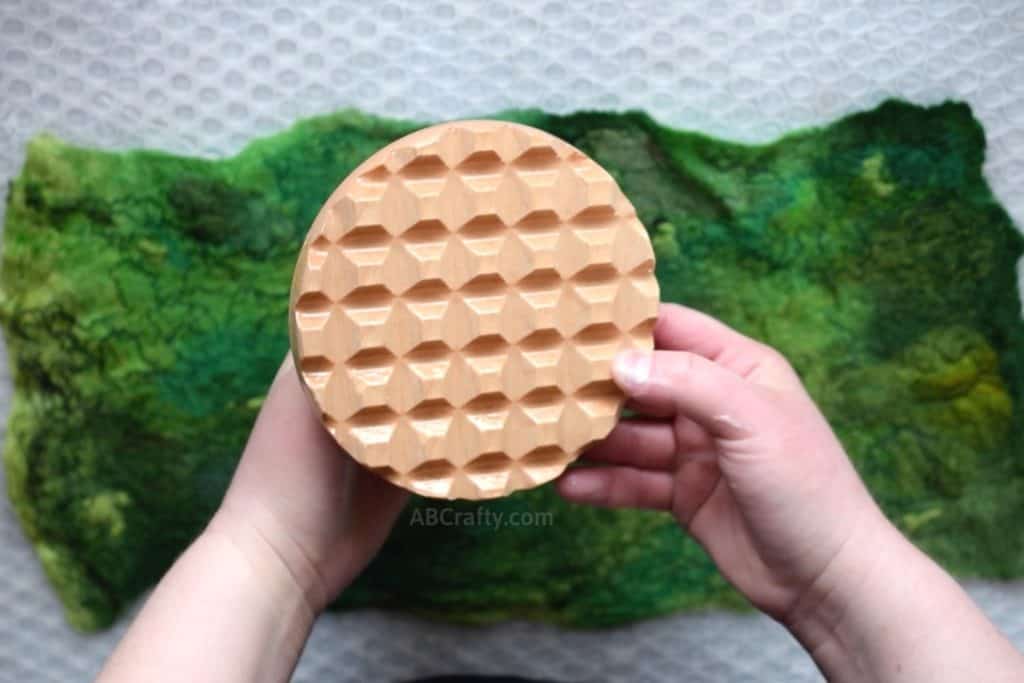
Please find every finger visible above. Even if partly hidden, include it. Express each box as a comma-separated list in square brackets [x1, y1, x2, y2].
[584, 417, 714, 469]
[556, 466, 674, 511]
[655, 303, 771, 375]
[244, 355, 339, 462]
[583, 419, 677, 469]
[612, 349, 767, 440]
[624, 396, 674, 419]
[675, 416, 715, 452]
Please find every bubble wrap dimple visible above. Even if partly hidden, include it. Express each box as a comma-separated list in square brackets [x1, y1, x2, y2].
[1, 1, 1023, 681]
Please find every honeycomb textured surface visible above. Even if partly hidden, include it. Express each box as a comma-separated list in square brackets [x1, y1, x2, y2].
[2, 1, 1024, 681]
[290, 121, 658, 499]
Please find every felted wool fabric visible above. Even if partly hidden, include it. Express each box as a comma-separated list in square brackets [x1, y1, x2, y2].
[2, 100, 1022, 632]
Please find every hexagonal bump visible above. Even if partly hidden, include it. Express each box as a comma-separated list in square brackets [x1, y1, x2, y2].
[464, 452, 515, 495]
[338, 288, 392, 338]
[516, 210, 561, 235]
[570, 323, 621, 367]
[402, 342, 451, 391]
[520, 386, 563, 411]
[463, 391, 511, 414]
[459, 213, 505, 239]
[517, 267, 561, 291]
[406, 339, 450, 362]
[574, 171, 619, 207]
[295, 289, 332, 312]
[462, 334, 507, 357]
[461, 272, 507, 305]
[574, 322, 621, 345]
[346, 405, 400, 452]
[299, 355, 334, 390]
[519, 388, 565, 444]
[570, 224, 617, 257]
[462, 394, 510, 447]
[573, 262, 619, 285]
[518, 333, 562, 381]
[459, 227, 506, 262]
[571, 276, 618, 310]
[406, 459, 456, 498]
[398, 153, 449, 180]
[570, 204, 617, 227]
[514, 145, 560, 171]
[520, 328, 562, 352]
[405, 400, 456, 462]
[401, 218, 448, 244]
[628, 317, 657, 349]
[403, 278, 450, 306]
[294, 291, 333, 331]
[407, 398, 454, 428]
[307, 234, 333, 268]
[518, 445, 569, 485]
[456, 150, 504, 177]
[336, 230, 390, 274]
[575, 378, 621, 402]
[340, 224, 391, 248]
[345, 347, 396, 388]
[573, 381, 621, 435]
[358, 164, 390, 185]
[341, 284, 392, 310]
[348, 404, 400, 426]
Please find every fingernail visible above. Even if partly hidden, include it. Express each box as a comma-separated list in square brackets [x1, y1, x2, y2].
[613, 350, 651, 393]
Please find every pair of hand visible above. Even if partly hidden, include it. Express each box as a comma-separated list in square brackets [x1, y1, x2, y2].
[102, 303, 1024, 683]
[219, 303, 874, 623]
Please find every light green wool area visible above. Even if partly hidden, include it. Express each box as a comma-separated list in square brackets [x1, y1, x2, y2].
[2, 101, 1023, 631]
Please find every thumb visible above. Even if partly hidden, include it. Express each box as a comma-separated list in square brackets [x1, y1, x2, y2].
[612, 349, 768, 441]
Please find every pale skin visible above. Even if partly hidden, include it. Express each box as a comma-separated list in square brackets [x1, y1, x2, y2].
[98, 304, 1024, 682]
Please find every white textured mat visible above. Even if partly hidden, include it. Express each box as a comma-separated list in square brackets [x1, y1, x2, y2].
[1, 1, 1023, 680]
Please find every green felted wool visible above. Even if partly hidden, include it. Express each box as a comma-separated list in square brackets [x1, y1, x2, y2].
[2, 100, 1022, 631]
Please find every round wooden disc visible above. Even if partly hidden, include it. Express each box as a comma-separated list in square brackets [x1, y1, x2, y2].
[289, 120, 659, 499]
